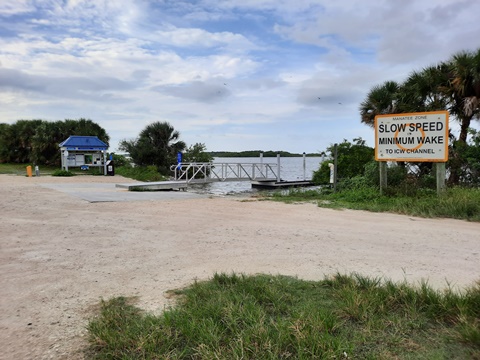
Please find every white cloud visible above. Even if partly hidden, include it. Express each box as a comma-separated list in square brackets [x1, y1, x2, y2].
[0, 0, 33, 16]
[203, 0, 322, 14]
[273, 0, 480, 68]
[153, 26, 257, 52]
[0, 0, 479, 154]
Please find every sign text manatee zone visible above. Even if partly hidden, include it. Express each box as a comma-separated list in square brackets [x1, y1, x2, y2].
[375, 111, 449, 162]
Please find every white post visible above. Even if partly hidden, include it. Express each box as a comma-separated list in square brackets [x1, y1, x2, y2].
[329, 163, 334, 184]
[259, 152, 263, 178]
[64, 150, 69, 172]
[103, 151, 107, 175]
[277, 153, 281, 182]
[303, 152, 306, 181]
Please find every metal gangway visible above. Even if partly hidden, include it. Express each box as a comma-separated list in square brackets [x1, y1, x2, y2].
[171, 162, 279, 184]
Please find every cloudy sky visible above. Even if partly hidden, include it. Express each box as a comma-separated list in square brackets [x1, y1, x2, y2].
[1, 0, 479, 153]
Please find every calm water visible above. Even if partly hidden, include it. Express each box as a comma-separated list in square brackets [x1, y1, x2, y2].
[188, 156, 324, 195]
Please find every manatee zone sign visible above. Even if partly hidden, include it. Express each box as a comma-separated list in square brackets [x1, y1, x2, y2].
[375, 111, 449, 162]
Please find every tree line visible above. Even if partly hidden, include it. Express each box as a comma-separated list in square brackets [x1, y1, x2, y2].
[0, 119, 109, 166]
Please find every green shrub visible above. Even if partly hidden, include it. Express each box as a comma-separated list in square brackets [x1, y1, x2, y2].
[115, 165, 167, 182]
[363, 161, 408, 187]
[337, 175, 369, 190]
[312, 161, 330, 184]
[387, 164, 408, 186]
[52, 169, 75, 177]
[109, 154, 130, 167]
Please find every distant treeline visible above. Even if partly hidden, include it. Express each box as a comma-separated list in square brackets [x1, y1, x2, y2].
[209, 151, 322, 158]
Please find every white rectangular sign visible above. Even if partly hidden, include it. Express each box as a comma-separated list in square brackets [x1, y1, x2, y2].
[375, 111, 449, 162]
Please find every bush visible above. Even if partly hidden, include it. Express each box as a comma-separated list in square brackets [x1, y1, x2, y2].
[363, 161, 408, 187]
[312, 138, 374, 185]
[337, 175, 369, 190]
[109, 154, 131, 167]
[52, 169, 75, 177]
[312, 161, 330, 185]
[115, 165, 167, 182]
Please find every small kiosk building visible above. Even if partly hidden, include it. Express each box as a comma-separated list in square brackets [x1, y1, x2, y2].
[59, 136, 109, 175]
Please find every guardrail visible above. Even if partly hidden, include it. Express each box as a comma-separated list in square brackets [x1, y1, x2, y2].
[171, 162, 278, 183]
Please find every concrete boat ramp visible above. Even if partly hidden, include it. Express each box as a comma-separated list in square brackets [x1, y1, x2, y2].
[40, 181, 204, 203]
[115, 180, 188, 191]
[40, 178, 316, 203]
[116, 179, 315, 191]
[115, 179, 316, 192]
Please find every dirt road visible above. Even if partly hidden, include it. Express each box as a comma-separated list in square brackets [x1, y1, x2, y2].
[1, 175, 479, 359]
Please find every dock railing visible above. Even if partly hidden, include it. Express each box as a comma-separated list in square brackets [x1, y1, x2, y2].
[171, 162, 278, 183]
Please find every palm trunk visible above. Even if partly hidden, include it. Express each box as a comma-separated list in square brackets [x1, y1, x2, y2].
[458, 115, 472, 144]
[447, 115, 472, 185]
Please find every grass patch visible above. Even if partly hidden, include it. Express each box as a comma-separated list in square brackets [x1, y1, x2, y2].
[0, 163, 33, 174]
[115, 165, 168, 182]
[0, 163, 105, 176]
[0, 163, 169, 181]
[87, 273, 480, 359]
[271, 187, 480, 221]
[0, 163, 57, 175]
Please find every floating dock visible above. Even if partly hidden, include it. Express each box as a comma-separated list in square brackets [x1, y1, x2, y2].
[116, 180, 188, 191]
[251, 180, 314, 189]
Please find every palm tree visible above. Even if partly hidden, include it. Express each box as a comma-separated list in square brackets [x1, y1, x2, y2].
[4, 120, 43, 163]
[401, 65, 449, 113]
[120, 121, 186, 174]
[360, 81, 400, 127]
[31, 121, 64, 165]
[361, 49, 480, 142]
[442, 49, 480, 143]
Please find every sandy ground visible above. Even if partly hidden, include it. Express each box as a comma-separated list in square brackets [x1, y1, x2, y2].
[0, 174, 479, 359]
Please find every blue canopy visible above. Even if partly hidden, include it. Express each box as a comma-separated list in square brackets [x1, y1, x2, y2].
[59, 136, 108, 151]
